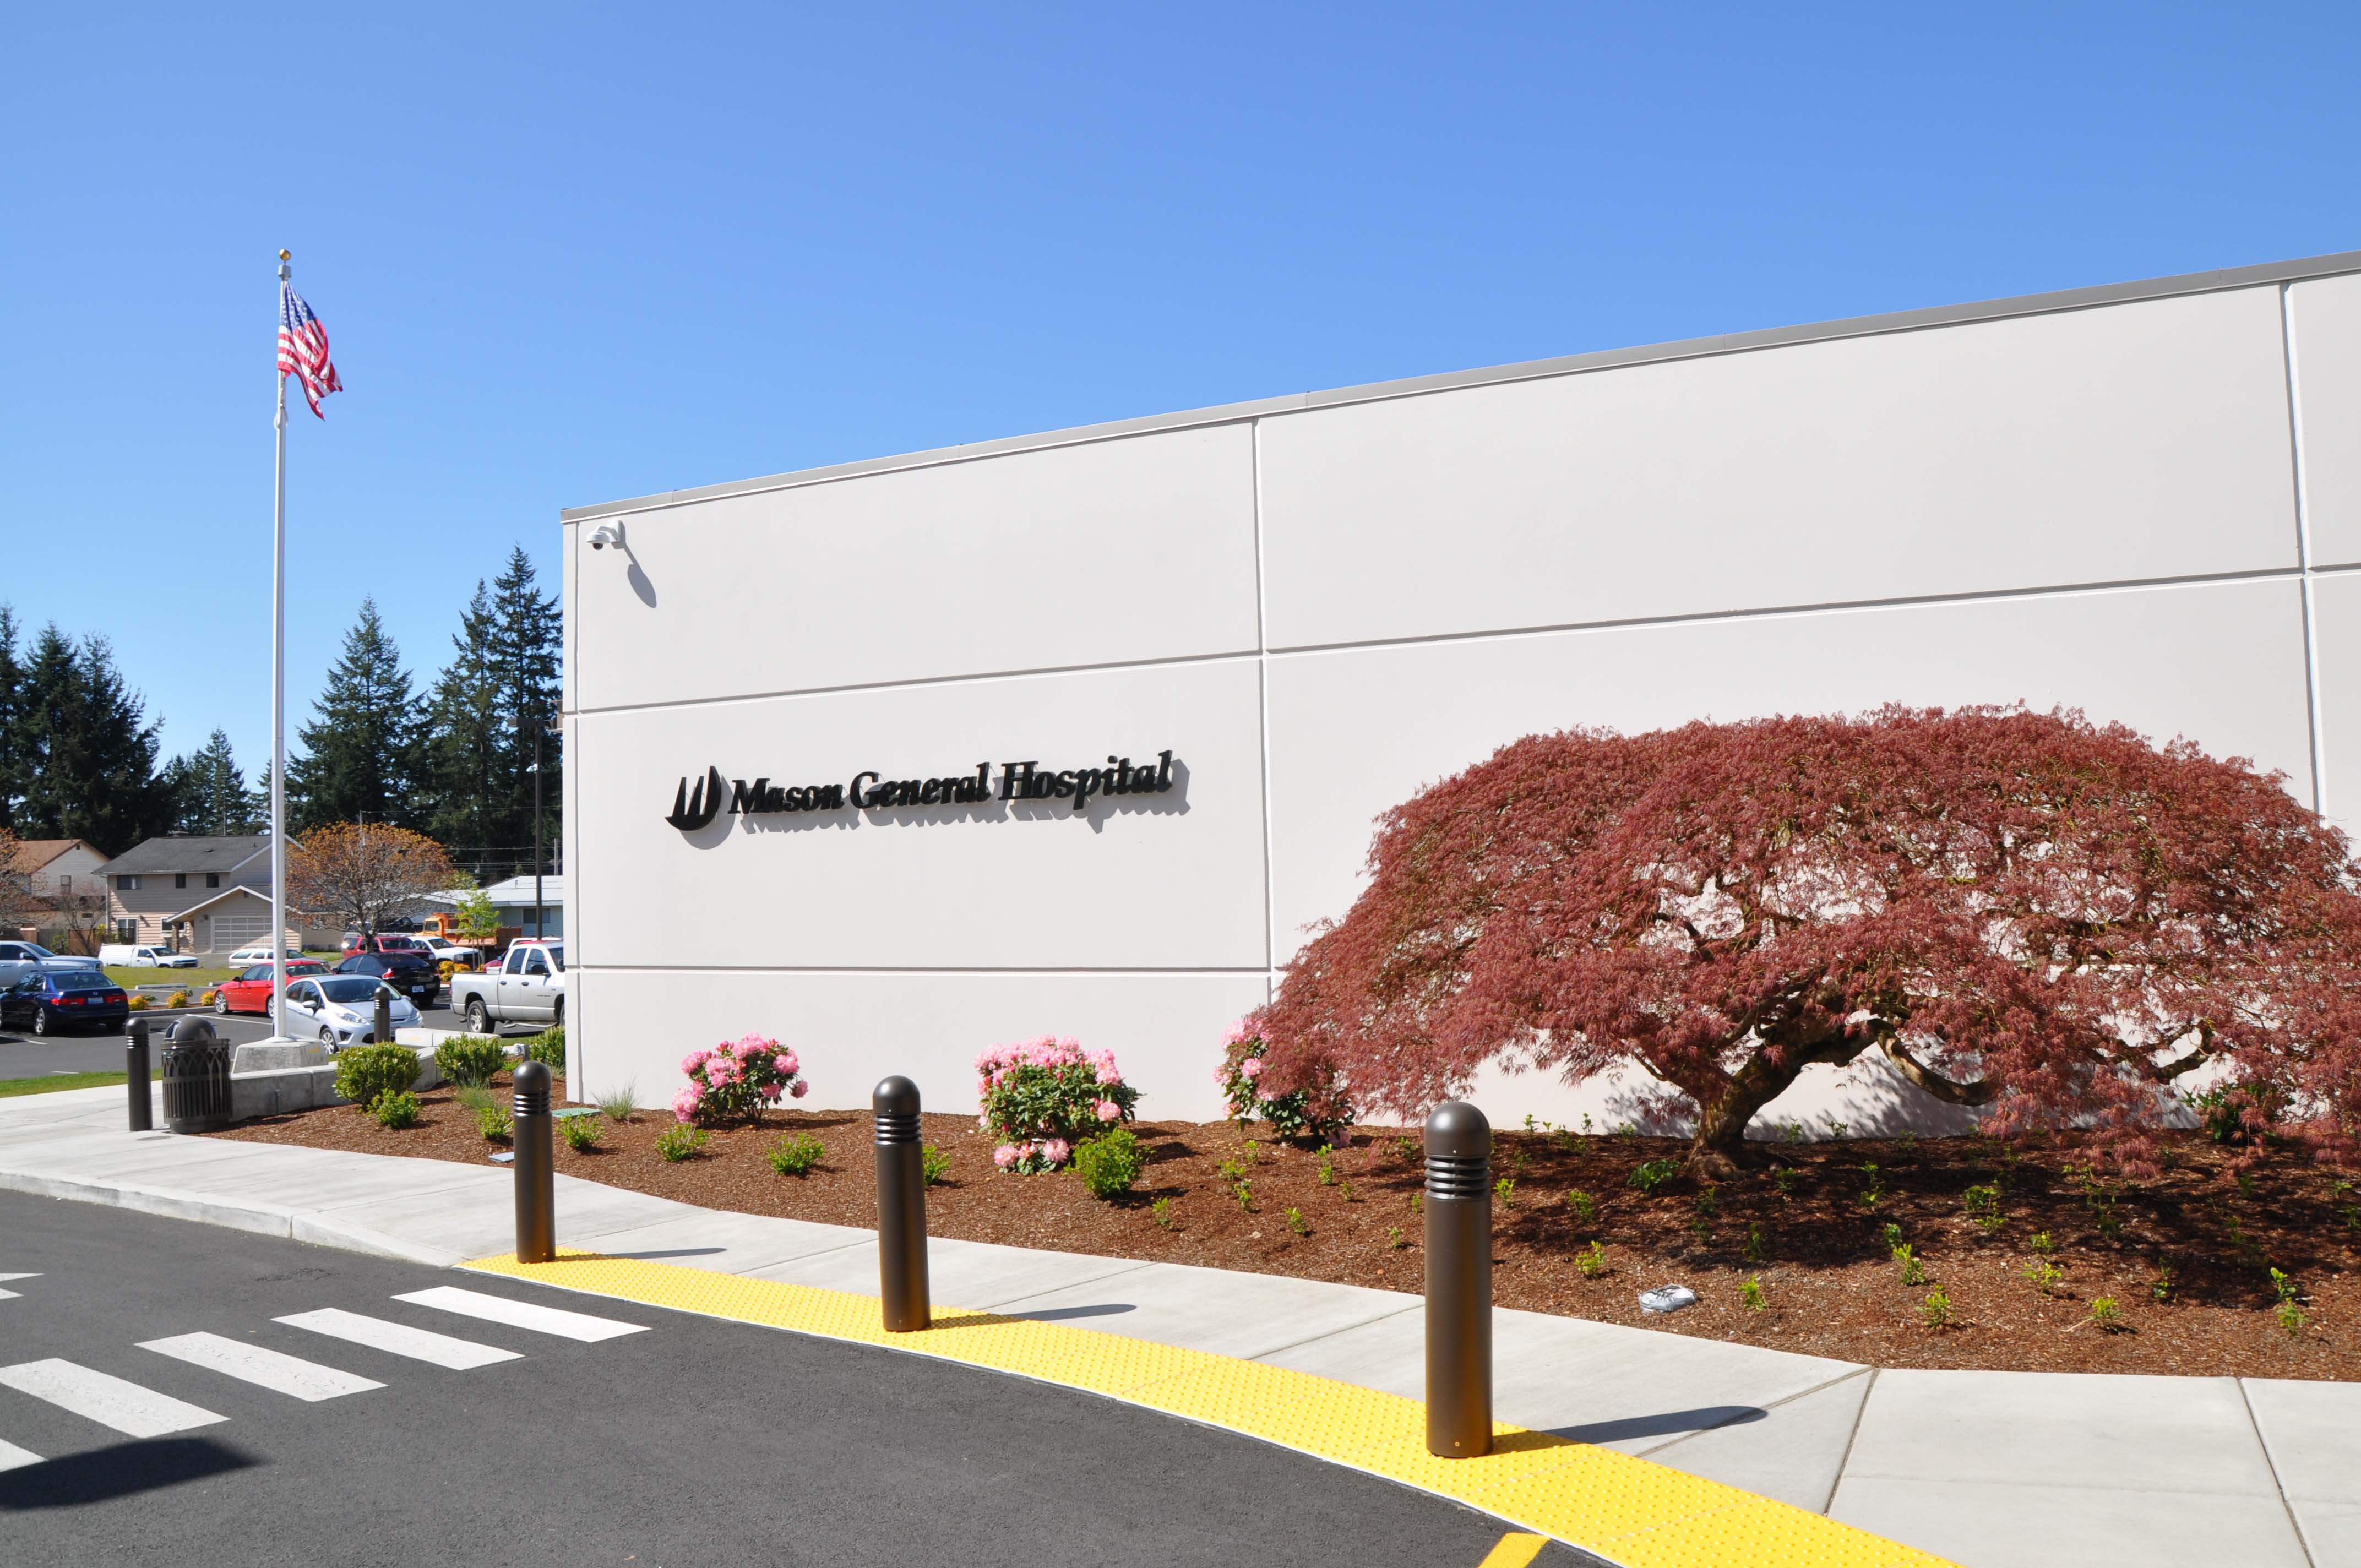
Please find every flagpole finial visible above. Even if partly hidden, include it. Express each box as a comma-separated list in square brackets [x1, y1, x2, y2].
[278, 249, 290, 260]
[277, 248, 290, 281]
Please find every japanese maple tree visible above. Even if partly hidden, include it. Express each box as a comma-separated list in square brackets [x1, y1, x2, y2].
[1249, 708, 2361, 1177]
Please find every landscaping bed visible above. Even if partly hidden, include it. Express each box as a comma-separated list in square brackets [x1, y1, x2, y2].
[210, 1075, 2359, 1379]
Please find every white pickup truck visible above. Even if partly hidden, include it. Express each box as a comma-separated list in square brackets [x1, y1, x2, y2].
[448, 941, 566, 1033]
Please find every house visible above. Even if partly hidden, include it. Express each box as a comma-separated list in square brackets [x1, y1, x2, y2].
[93, 835, 337, 954]
[6, 837, 110, 943]
[423, 874, 564, 940]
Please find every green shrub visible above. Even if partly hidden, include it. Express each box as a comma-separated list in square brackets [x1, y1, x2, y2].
[922, 1144, 950, 1186]
[1627, 1158, 1676, 1195]
[523, 1027, 567, 1069]
[767, 1132, 824, 1177]
[656, 1123, 707, 1162]
[1071, 1128, 1148, 1199]
[561, 1114, 602, 1153]
[453, 1084, 496, 1114]
[371, 1090, 421, 1129]
[335, 1042, 421, 1111]
[474, 1101, 512, 1142]
[597, 1085, 637, 1124]
[434, 1035, 510, 1088]
[1739, 1276, 1766, 1311]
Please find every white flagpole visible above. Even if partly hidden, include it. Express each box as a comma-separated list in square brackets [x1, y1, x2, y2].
[270, 249, 290, 1041]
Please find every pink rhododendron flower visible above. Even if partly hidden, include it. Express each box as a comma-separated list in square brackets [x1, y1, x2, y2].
[1095, 1100, 1120, 1123]
[790, 1079, 809, 1098]
[670, 1087, 699, 1121]
[1241, 1057, 1263, 1081]
[774, 1055, 797, 1077]
[993, 1144, 1018, 1168]
[681, 1052, 704, 1074]
[1041, 1138, 1071, 1166]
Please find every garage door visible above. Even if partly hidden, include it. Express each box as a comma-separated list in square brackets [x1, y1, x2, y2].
[210, 913, 270, 948]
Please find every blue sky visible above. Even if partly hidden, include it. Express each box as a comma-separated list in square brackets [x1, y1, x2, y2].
[6, 4, 2358, 774]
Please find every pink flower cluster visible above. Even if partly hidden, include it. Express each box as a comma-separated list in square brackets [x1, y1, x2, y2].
[972, 1036, 1122, 1096]
[972, 1033, 1140, 1171]
[672, 1033, 809, 1125]
[991, 1137, 1073, 1173]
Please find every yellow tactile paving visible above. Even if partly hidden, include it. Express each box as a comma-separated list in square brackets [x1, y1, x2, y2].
[464, 1249, 1955, 1568]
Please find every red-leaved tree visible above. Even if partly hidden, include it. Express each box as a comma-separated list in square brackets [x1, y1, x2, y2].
[1250, 708, 2361, 1178]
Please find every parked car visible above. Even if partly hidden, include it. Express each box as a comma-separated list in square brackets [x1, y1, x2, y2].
[449, 941, 565, 1033]
[0, 940, 103, 988]
[416, 938, 482, 970]
[97, 944, 198, 969]
[280, 975, 420, 1047]
[334, 950, 442, 1008]
[2, 969, 131, 1036]
[225, 945, 306, 968]
[212, 960, 328, 1016]
[341, 933, 429, 959]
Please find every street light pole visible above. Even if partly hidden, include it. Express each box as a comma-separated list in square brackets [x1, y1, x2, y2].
[531, 725, 543, 942]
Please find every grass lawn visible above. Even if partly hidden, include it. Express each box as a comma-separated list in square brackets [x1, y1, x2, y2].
[103, 966, 237, 989]
[0, 1070, 127, 1097]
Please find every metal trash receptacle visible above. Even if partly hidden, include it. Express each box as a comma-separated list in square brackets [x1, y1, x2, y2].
[160, 1017, 232, 1134]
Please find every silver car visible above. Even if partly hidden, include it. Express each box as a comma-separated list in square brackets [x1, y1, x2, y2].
[282, 976, 421, 1048]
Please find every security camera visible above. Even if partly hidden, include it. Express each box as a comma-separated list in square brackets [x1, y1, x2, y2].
[587, 523, 621, 551]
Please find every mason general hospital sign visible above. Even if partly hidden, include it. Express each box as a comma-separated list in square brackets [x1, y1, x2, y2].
[665, 750, 1180, 831]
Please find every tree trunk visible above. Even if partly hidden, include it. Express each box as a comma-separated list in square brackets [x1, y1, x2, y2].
[1685, 1032, 1861, 1180]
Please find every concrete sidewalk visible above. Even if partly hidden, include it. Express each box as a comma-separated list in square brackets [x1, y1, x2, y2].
[4, 1083, 2353, 1568]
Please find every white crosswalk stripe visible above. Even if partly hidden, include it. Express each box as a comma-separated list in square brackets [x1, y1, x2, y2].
[393, 1287, 647, 1343]
[0, 1291, 19, 1302]
[0, 1274, 37, 1302]
[138, 1333, 384, 1402]
[0, 1438, 42, 1472]
[0, 1359, 227, 1438]
[275, 1308, 522, 1370]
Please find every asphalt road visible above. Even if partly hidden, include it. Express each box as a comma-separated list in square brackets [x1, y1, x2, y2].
[0, 1195, 1582, 1566]
[0, 996, 524, 1080]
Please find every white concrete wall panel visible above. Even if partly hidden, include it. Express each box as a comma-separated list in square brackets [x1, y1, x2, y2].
[1263, 578, 2314, 949]
[573, 658, 1269, 972]
[1257, 288, 2297, 650]
[573, 968, 1267, 1124]
[2307, 569, 2361, 830]
[573, 425, 1259, 712]
[2291, 275, 2361, 569]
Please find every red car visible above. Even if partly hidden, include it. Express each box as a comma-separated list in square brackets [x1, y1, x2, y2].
[213, 960, 327, 1016]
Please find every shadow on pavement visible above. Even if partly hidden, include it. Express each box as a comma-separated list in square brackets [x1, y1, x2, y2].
[0, 1438, 259, 1510]
[1544, 1405, 1766, 1446]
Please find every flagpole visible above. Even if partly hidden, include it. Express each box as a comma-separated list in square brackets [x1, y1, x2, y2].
[270, 249, 290, 1041]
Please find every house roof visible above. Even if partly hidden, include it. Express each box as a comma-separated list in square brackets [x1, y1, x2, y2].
[167, 885, 274, 923]
[96, 836, 271, 878]
[6, 839, 96, 874]
[425, 875, 564, 908]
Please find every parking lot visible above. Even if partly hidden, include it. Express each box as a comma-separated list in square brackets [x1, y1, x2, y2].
[0, 993, 516, 1082]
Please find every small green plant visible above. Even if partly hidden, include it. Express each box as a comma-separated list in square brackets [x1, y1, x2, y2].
[1779, 1120, 1804, 1146]
[2150, 1264, 2176, 1303]
[1770, 1166, 1796, 1197]
[1316, 1146, 1338, 1186]
[1826, 1119, 1849, 1139]
[1690, 1216, 1712, 1248]
[2029, 1229, 2057, 1256]
[1693, 1185, 1718, 1217]
[1739, 1275, 1765, 1311]
[2270, 1268, 2306, 1337]
[1150, 1197, 1176, 1230]
[433, 1035, 509, 1088]
[1565, 1189, 1596, 1221]
[2332, 1178, 2359, 1232]
[657, 1123, 708, 1163]
[454, 1082, 495, 1113]
[1073, 1128, 1149, 1200]
[1962, 1183, 2004, 1236]
[2087, 1296, 2126, 1333]
[1576, 1240, 1607, 1278]
[1217, 1157, 1254, 1211]
[1286, 1206, 1310, 1237]
[2023, 1258, 2064, 1295]
[1494, 1177, 1516, 1209]
[2071, 1164, 2124, 1237]
[1918, 1286, 1955, 1330]
[768, 1131, 825, 1177]
[1392, 1136, 1417, 1162]
[1387, 1226, 1405, 1250]
[560, 1113, 602, 1153]
[1742, 1222, 1765, 1265]
[1628, 1158, 1676, 1195]
[1858, 1161, 1884, 1210]
[371, 1090, 420, 1130]
[1410, 1191, 1424, 1216]
[1895, 1132, 1917, 1156]
[1893, 1243, 1926, 1287]
[922, 1144, 951, 1186]
[1881, 1221, 1903, 1251]
[596, 1085, 637, 1124]
[334, 1042, 421, 1113]
[474, 1100, 513, 1143]
[1337, 1178, 1357, 1203]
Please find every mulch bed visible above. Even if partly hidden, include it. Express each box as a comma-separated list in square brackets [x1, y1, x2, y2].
[211, 1071, 2360, 1379]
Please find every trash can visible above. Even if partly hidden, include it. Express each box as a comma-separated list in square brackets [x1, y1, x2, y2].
[160, 1017, 232, 1134]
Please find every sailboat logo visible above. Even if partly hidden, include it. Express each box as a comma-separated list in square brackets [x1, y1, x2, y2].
[665, 766, 726, 831]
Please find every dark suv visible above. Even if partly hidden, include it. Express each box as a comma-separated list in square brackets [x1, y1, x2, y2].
[2, 970, 130, 1036]
[335, 950, 442, 1008]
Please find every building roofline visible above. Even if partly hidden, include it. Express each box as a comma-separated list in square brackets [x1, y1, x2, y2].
[561, 247, 2361, 526]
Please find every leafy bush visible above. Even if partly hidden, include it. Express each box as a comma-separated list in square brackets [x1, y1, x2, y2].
[560, 1114, 602, 1153]
[1919, 1286, 1956, 1329]
[672, 1035, 806, 1125]
[768, 1132, 824, 1176]
[656, 1123, 708, 1162]
[335, 1042, 421, 1111]
[523, 1027, 568, 1070]
[1739, 1276, 1766, 1311]
[2088, 1296, 2125, 1332]
[1071, 1127, 1148, 1199]
[454, 1087, 512, 1142]
[371, 1090, 421, 1129]
[127, 995, 149, 1010]
[197, 989, 219, 1007]
[976, 1037, 1138, 1172]
[922, 1144, 950, 1186]
[166, 989, 191, 1009]
[2183, 1081, 2286, 1146]
[1576, 1240, 1607, 1277]
[1628, 1158, 1676, 1195]
[435, 1035, 509, 1088]
[1215, 1021, 1351, 1143]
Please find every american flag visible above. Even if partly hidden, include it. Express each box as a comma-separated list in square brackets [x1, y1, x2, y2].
[277, 281, 342, 418]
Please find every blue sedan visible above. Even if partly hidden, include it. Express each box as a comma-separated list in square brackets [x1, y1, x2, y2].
[1, 970, 131, 1036]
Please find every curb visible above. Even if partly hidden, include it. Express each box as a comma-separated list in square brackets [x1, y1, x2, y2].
[0, 1161, 466, 1269]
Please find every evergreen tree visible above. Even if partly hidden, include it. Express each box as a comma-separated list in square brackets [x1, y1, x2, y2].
[9, 624, 176, 854]
[285, 599, 424, 832]
[418, 581, 505, 851]
[487, 547, 562, 855]
[0, 606, 23, 831]
[164, 728, 263, 836]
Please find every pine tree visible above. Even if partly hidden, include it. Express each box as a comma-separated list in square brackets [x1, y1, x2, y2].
[487, 547, 562, 857]
[8, 624, 176, 854]
[165, 728, 262, 836]
[0, 606, 23, 831]
[285, 599, 424, 832]
[418, 581, 505, 853]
